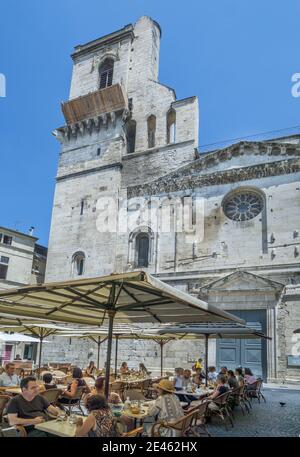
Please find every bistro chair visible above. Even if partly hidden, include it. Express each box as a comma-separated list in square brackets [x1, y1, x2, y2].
[60, 386, 85, 416]
[40, 388, 63, 405]
[231, 386, 250, 415]
[150, 409, 198, 437]
[141, 379, 152, 396]
[185, 401, 211, 437]
[208, 390, 234, 430]
[0, 395, 10, 423]
[0, 425, 27, 437]
[247, 379, 266, 404]
[122, 427, 144, 437]
[110, 381, 125, 401]
[123, 389, 147, 402]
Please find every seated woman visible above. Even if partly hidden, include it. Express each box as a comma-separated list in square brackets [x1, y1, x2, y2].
[145, 379, 184, 437]
[42, 372, 57, 390]
[120, 362, 129, 376]
[139, 363, 149, 376]
[227, 370, 239, 389]
[244, 368, 257, 392]
[190, 374, 229, 412]
[235, 367, 245, 387]
[86, 361, 97, 378]
[75, 395, 116, 437]
[58, 367, 91, 404]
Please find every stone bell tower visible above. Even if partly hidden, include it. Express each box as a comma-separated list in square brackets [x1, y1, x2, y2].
[45, 16, 199, 281]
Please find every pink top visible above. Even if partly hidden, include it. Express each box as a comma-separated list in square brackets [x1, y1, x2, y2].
[245, 374, 256, 385]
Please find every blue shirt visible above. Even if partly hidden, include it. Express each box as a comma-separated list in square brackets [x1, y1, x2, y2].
[0, 372, 20, 387]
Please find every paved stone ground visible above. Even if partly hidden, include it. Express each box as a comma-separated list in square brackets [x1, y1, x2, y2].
[208, 387, 300, 437]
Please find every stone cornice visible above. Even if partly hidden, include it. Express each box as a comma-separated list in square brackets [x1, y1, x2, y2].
[127, 157, 300, 198]
[53, 109, 127, 144]
[180, 140, 300, 179]
[56, 162, 123, 182]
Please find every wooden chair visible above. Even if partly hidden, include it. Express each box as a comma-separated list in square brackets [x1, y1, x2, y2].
[208, 390, 234, 430]
[150, 409, 198, 437]
[247, 379, 266, 404]
[0, 425, 27, 437]
[123, 389, 147, 402]
[231, 386, 250, 415]
[141, 379, 151, 396]
[40, 388, 63, 405]
[185, 401, 211, 437]
[122, 427, 144, 437]
[0, 395, 10, 423]
[110, 382, 125, 401]
[59, 386, 85, 415]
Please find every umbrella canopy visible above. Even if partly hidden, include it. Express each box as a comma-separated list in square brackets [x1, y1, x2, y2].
[155, 322, 269, 339]
[0, 332, 41, 343]
[0, 271, 244, 326]
[0, 323, 77, 373]
[0, 271, 244, 395]
[154, 322, 270, 385]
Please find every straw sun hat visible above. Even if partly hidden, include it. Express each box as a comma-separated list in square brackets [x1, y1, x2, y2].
[153, 379, 175, 393]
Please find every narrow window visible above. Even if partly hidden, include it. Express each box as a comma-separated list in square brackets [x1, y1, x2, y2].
[137, 234, 150, 267]
[125, 120, 137, 154]
[99, 58, 114, 89]
[3, 235, 12, 246]
[147, 115, 156, 148]
[72, 252, 85, 276]
[0, 256, 9, 279]
[97, 147, 101, 156]
[167, 109, 176, 144]
[80, 200, 84, 216]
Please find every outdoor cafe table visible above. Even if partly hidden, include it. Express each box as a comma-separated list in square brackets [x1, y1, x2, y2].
[4, 387, 22, 395]
[174, 387, 214, 398]
[35, 416, 85, 437]
[4, 385, 68, 395]
[122, 403, 150, 428]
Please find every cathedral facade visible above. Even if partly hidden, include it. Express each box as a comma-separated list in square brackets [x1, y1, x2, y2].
[45, 16, 300, 383]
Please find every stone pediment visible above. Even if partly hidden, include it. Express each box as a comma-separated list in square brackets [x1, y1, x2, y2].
[127, 140, 300, 197]
[199, 270, 284, 294]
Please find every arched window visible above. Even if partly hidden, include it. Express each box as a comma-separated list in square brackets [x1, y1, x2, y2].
[147, 115, 156, 148]
[72, 252, 85, 276]
[167, 109, 176, 144]
[136, 233, 150, 267]
[125, 120, 137, 154]
[99, 58, 114, 89]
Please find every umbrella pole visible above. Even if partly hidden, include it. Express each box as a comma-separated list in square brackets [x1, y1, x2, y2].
[38, 337, 43, 379]
[160, 342, 164, 377]
[97, 337, 101, 370]
[104, 310, 115, 399]
[205, 334, 209, 387]
[114, 336, 119, 379]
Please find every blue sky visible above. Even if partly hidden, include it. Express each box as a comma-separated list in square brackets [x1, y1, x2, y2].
[1, 0, 300, 246]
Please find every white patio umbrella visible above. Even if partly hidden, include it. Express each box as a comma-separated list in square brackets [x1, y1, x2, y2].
[0, 271, 244, 396]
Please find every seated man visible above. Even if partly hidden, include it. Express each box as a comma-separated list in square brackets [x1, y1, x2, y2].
[0, 363, 20, 387]
[42, 372, 57, 390]
[7, 376, 61, 437]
